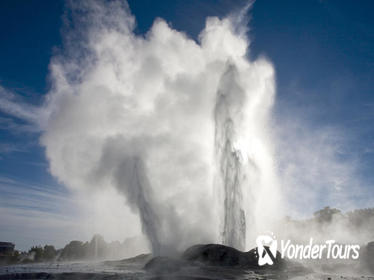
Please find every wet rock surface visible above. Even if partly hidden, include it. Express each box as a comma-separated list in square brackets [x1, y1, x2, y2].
[181, 244, 285, 269]
[143, 243, 307, 279]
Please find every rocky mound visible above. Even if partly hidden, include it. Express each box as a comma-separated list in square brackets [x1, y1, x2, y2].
[182, 243, 285, 269]
[144, 243, 291, 275]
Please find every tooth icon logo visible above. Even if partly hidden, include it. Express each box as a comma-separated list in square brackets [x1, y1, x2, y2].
[256, 232, 277, 266]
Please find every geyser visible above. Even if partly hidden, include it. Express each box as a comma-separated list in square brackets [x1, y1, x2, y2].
[214, 64, 247, 250]
[39, 0, 281, 255]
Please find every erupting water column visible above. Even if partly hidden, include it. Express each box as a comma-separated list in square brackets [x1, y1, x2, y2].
[214, 64, 247, 251]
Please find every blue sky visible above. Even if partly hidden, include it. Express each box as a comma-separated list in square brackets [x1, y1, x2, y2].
[0, 0, 373, 250]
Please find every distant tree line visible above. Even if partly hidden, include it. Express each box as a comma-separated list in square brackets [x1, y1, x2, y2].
[312, 206, 374, 225]
[1, 234, 146, 265]
[282, 206, 374, 247]
[286, 206, 374, 227]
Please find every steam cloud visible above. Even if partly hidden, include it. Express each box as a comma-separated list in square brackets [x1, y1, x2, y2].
[36, 0, 281, 255]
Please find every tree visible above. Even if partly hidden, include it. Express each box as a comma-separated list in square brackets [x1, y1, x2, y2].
[43, 245, 56, 261]
[313, 206, 341, 223]
[29, 246, 44, 262]
[60, 241, 86, 260]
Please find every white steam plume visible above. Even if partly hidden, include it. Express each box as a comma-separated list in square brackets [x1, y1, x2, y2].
[38, 0, 281, 254]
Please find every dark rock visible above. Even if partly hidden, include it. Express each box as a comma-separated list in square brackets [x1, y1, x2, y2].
[362, 241, 374, 274]
[144, 243, 289, 276]
[182, 243, 285, 269]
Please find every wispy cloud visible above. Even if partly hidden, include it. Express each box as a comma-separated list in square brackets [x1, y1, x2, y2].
[0, 87, 41, 127]
[0, 174, 143, 251]
[0, 176, 82, 250]
[0, 143, 25, 158]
